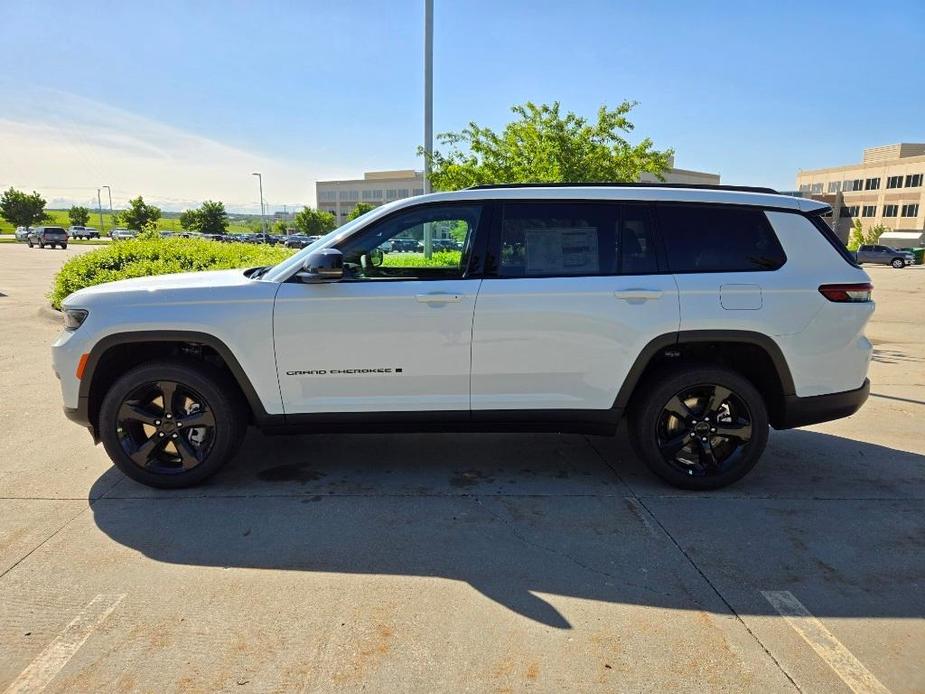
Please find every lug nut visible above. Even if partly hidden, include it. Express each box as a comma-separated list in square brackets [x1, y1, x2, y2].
[165, 414, 172, 419]
[158, 432, 165, 438]
[711, 428, 716, 432]
[171, 433, 178, 439]
[701, 437, 707, 442]
[177, 422, 182, 427]
[155, 420, 161, 426]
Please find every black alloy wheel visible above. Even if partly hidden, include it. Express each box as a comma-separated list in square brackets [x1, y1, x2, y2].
[656, 384, 753, 478]
[115, 380, 216, 475]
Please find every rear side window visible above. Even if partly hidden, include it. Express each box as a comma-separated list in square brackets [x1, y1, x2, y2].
[499, 202, 660, 277]
[656, 204, 786, 273]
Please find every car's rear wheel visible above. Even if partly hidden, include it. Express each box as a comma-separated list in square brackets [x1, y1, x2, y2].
[629, 365, 769, 490]
[99, 359, 247, 488]
[38, 242, 45, 248]
[61, 243, 67, 249]
[891, 258, 904, 269]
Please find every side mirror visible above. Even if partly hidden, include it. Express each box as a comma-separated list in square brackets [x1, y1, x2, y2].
[298, 248, 343, 283]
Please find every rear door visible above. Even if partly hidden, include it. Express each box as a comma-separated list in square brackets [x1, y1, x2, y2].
[470, 200, 680, 412]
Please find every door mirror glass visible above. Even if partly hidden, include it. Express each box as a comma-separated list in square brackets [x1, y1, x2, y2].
[298, 248, 343, 283]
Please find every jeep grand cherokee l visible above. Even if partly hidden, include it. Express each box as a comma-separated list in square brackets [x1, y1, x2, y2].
[53, 184, 873, 490]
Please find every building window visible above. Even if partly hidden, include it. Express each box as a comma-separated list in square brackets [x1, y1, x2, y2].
[864, 177, 880, 190]
[901, 203, 920, 217]
[318, 190, 337, 201]
[413, 188, 424, 196]
[906, 174, 923, 188]
[339, 190, 359, 201]
[883, 204, 898, 217]
[799, 184, 811, 192]
[841, 205, 860, 218]
[810, 183, 823, 194]
[361, 189, 383, 201]
[887, 175, 904, 189]
[827, 181, 842, 193]
[842, 179, 863, 192]
[861, 205, 877, 217]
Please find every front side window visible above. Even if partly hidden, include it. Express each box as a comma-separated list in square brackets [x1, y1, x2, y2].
[657, 204, 786, 273]
[337, 204, 480, 280]
[498, 202, 659, 278]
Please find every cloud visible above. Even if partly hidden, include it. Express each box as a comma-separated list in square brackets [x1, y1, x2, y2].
[0, 89, 331, 212]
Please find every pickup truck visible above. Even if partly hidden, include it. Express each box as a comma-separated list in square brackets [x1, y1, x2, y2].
[69, 226, 100, 239]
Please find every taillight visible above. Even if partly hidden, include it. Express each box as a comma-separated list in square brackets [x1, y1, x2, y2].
[818, 283, 873, 303]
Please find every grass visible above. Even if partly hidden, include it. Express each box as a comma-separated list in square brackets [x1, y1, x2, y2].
[0, 210, 262, 236]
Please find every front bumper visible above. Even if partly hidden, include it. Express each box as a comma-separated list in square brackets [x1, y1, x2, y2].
[775, 379, 870, 429]
[64, 402, 98, 442]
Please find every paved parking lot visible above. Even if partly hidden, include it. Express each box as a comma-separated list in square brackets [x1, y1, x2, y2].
[1, 243, 923, 692]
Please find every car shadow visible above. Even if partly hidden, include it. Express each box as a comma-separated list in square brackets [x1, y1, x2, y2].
[88, 428, 925, 629]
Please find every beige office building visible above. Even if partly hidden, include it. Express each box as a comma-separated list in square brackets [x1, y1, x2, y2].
[316, 158, 720, 223]
[796, 144, 925, 240]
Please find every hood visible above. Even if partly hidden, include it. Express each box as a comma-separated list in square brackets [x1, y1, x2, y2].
[63, 268, 260, 307]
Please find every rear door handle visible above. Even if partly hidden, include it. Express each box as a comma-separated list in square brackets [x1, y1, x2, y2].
[416, 293, 463, 303]
[614, 289, 663, 301]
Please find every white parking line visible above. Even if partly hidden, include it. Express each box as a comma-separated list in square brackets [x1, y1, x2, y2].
[762, 590, 891, 694]
[4, 594, 126, 694]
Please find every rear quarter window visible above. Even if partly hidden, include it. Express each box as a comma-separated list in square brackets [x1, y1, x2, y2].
[656, 204, 786, 273]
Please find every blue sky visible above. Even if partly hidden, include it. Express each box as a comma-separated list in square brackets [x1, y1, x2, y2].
[1, 0, 923, 211]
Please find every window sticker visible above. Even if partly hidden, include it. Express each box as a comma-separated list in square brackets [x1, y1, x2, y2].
[524, 227, 599, 274]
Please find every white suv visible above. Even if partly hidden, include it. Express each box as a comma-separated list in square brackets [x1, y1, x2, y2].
[52, 184, 874, 490]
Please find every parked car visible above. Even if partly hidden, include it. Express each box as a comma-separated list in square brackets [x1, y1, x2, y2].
[14, 226, 32, 241]
[27, 226, 69, 249]
[54, 183, 874, 491]
[389, 238, 419, 252]
[854, 244, 914, 268]
[69, 226, 99, 239]
[110, 228, 138, 240]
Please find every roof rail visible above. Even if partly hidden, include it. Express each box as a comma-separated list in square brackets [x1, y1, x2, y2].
[466, 182, 781, 195]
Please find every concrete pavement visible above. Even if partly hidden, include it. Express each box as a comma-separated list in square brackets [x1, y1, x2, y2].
[1, 243, 922, 692]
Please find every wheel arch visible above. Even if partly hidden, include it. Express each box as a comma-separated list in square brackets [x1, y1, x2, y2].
[614, 330, 796, 428]
[79, 331, 269, 435]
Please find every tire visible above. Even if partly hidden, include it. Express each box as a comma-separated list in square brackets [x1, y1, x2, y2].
[27, 240, 33, 248]
[891, 258, 904, 269]
[99, 358, 248, 488]
[628, 365, 769, 490]
[39, 242, 45, 249]
[61, 243, 67, 250]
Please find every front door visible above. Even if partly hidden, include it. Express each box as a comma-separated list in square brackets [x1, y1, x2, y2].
[471, 200, 680, 411]
[274, 203, 484, 413]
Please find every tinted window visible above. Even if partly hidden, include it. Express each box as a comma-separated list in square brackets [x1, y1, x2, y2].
[499, 202, 659, 277]
[656, 204, 786, 273]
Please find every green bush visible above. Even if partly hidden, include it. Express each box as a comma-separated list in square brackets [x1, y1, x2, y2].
[51, 237, 293, 309]
[382, 250, 462, 268]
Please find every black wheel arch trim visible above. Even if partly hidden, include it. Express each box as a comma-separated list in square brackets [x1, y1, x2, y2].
[75, 330, 271, 432]
[612, 329, 797, 411]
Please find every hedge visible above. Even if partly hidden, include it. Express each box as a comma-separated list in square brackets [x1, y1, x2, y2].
[50, 237, 293, 309]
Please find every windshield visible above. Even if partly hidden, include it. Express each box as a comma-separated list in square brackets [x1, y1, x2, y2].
[262, 198, 408, 282]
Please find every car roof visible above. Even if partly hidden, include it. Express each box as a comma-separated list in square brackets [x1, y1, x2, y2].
[389, 184, 828, 214]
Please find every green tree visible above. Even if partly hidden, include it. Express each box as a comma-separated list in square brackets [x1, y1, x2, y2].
[347, 202, 376, 221]
[0, 187, 47, 228]
[119, 196, 161, 229]
[864, 223, 889, 245]
[848, 218, 864, 250]
[419, 100, 673, 191]
[194, 200, 229, 234]
[179, 209, 200, 231]
[293, 206, 337, 235]
[68, 205, 91, 227]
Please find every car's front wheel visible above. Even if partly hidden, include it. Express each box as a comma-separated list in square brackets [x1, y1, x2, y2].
[629, 365, 769, 490]
[891, 258, 905, 269]
[99, 359, 247, 488]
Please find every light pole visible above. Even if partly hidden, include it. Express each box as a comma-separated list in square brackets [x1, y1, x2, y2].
[96, 189, 105, 235]
[423, 0, 434, 258]
[101, 185, 113, 233]
[251, 172, 267, 240]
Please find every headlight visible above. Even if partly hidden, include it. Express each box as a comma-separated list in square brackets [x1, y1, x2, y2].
[63, 308, 89, 330]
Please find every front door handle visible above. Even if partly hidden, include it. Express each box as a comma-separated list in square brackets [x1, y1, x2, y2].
[416, 293, 463, 303]
[614, 289, 663, 301]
